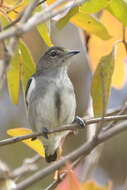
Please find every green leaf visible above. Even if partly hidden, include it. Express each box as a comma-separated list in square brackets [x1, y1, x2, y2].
[107, 0, 127, 26]
[80, 0, 111, 14]
[91, 46, 116, 117]
[35, 4, 53, 47]
[0, 14, 9, 59]
[37, 23, 53, 47]
[0, 13, 10, 26]
[7, 40, 35, 104]
[71, 11, 111, 40]
[7, 49, 20, 104]
[56, 7, 79, 29]
[19, 40, 35, 91]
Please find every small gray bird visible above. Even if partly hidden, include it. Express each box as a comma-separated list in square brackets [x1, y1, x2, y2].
[25, 46, 80, 162]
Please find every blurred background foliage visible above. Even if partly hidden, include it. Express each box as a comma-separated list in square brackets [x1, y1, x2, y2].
[0, 0, 127, 189]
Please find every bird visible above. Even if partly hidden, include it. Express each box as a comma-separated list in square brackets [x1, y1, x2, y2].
[25, 46, 80, 163]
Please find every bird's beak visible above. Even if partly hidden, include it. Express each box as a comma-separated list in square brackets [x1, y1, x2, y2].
[64, 49, 80, 58]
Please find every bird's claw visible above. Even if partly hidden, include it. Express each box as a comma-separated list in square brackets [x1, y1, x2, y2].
[42, 127, 49, 139]
[73, 116, 86, 128]
[31, 137, 37, 141]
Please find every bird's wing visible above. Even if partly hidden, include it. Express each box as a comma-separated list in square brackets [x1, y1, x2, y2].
[25, 77, 36, 106]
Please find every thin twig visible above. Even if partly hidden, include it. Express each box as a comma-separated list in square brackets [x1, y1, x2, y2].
[4, 0, 46, 29]
[0, 132, 41, 146]
[103, 101, 127, 131]
[19, 0, 39, 23]
[43, 174, 65, 190]
[11, 155, 41, 179]
[0, 114, 127, 146]
[122, 25, 127, 53]
[105, 106, 127, 116]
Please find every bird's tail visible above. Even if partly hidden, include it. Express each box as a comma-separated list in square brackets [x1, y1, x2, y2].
[44, 136, 60, 163]
[45, 150, 57, 163]
[43, 132, 68, 163]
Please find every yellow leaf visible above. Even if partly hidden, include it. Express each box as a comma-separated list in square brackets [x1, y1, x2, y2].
[7, 40, 35, 104]
[80, 0, 111, 14]
[2, 13, 20, 105]
[82, 180, 111, 190]
[0, 14, 9, 58]
[91, 46, 116, 117]
[7, 49, 20, 104]
[37, 23, 53, 47]
[107, 0, 127, 26]
[89, 10, 126, 88]
[70, 11, 111, 40]
[47, 0, 56, 5]
[4, 0, 22, 5]
[19, 40, 35, 91]
[7, 0, 29, 20]
[56, 7, 79, 29]
[7, 128, 45, 157]
[36, 5, 53, 47]
[0, 13, 9, 26]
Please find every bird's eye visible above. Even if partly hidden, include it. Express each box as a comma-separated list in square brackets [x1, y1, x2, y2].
[50, 50, 57, 57]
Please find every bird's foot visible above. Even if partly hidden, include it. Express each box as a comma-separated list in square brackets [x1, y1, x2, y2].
[54, 147, 63, 180]
[73, 116, 86, 128]
[54, 169, 60, 180]
[54, 167, 72, 180]
[54, 157, 64, 180]
[31, 137, 37, 141]
[42, 127, 49, 139]
[54, 168, 66, 180]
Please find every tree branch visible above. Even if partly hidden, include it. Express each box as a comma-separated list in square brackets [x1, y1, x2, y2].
[0, 0, 43, 84]
[0, 0, 85, 40]
[103, 101, 127, 131]
[4, 0, 46, 29]
[11, 154, 41, 180]
[13, 121, 127, 190]
[43, 157, 82, 190]
[0, 114, 127, 146]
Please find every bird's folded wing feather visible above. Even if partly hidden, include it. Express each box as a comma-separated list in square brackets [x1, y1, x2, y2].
[25, 77, 36, 106]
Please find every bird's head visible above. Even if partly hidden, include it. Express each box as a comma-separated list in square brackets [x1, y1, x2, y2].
[37, 46, 80, 71]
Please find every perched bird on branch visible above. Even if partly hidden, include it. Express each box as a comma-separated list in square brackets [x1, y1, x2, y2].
[25, 46, 83, 162]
